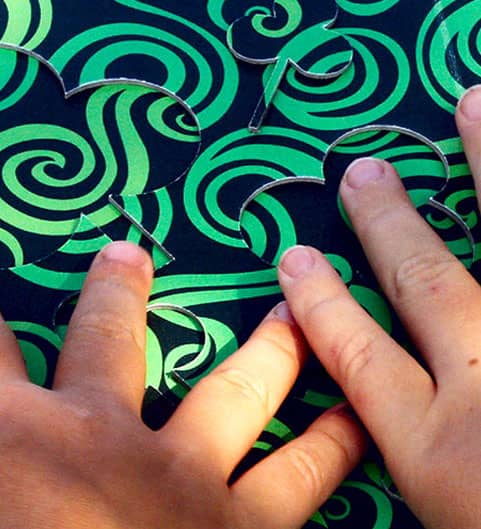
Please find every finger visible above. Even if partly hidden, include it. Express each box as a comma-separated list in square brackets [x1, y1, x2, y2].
[231, 403, 367, 529]
[278, 247, 435, 453]
[456, 85, 481, 205]
[162, 302, 307, 477]
[0, 318, 29, 382]
[53, 242, 153, 413]
[339, 158, 481, 379]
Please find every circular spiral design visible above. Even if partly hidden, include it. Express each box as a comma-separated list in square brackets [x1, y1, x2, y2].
[184, 127, 326, 247]
[417, 0, 481, 113]
[49, 12, 239, 129]
[0, 48, 200, 265]
[272, 27, 410, 130]
[252, 0, 302, 38]
[0, 0, 52, 48]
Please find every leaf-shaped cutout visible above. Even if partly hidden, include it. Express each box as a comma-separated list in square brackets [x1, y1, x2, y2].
[227, 0, 353, 130]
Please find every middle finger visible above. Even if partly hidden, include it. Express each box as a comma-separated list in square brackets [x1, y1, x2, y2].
[161, 302, 307, 478]
[339, 157, 481, 381]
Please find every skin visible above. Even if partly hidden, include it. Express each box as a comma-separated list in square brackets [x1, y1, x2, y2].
[279, 84, 481, 529]
[0, 246, 366, 529]
[0, 86, 480, 528]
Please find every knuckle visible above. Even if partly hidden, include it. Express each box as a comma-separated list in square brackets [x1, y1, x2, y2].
[72, 311, 142, 349]
[206, 367, 270, 415]
[63, 400, 113, 443]
[314, 430, 353, 468]
[303, 294, 350, 331]
[253, 333, 299, 367]
[331, 330, 381, 388]
[285, 443, 327, 498]
[392, 251, 459, 302]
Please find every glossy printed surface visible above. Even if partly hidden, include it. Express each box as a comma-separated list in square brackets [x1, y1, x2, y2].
[0, 2, 479, 527]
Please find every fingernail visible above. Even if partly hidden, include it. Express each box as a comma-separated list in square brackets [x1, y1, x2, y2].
[279, 245, 315, 278]
[344, 158, 385, 189]
[459, 85, 481, 121]
[272, 301, 295, 323]
[98, 241, 151, 272]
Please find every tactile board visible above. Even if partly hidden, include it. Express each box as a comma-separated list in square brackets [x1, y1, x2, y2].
[0, 1, 480, 527]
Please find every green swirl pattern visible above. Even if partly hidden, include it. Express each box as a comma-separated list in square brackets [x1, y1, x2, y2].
[0, 45, 200, 265]
[0, 2, 479, 528]
[0, 0, 52, 48]
[184, 127, 325, 247]
[273, 27, 411, 130]
[417, 0, 481, 113]
[50, 14, 239, 129]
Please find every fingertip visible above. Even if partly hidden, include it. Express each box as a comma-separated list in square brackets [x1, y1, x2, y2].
[94, 241, 153, 278]
[268, 301, 296, 325]
[340, 157, 405, 195]
[278, 246, 332, 281]
[456, 85, 481, 124]
[341, 157, 386, 191]
[339, 157, 412, 225]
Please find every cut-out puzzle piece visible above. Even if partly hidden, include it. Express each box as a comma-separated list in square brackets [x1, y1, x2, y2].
[0, 0, 240, 132]
[239, 179, 395, 330]
[0, 44, 200, 267]
[2, 215, 111, 324]
[322, 126, 474, 265]
[1, 215, 111, 386]
[173, 122, 470, 272]
[227, 0, 353, 131]
[53, 295, 237, 429]
[207, 0, 273, 30]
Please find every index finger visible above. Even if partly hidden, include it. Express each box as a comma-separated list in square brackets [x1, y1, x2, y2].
[53, 242, 153, 413]
[278, 246, 434, 454]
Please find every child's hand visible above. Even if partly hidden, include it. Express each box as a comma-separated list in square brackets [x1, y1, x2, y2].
[279, 85, 481, 529]
[0, 241, 366, 529]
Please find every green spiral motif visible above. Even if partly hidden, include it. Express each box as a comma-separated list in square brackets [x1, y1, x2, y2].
[50, 9, 239, 129]
[272, 27, 410, 130]
[324, 481, 393, 529]
[252, 0, 303, 37]
[145, 306, 238, 398]
[184, 127, 326, 248]
[417, 0, 481, 113]
[0, 48, 199, 265]
[0, 49, 39, 112]
[0, 0, 52, 48]
[207, 2, 272, 30]
[0, 85, 182, 236]
[8, 321, 61, 387]
[336, 0, 400, 16]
